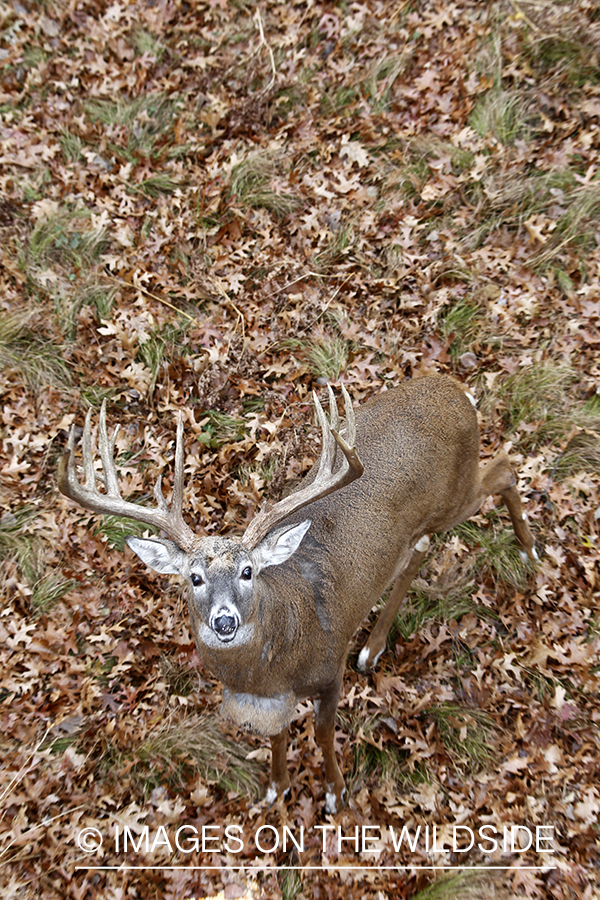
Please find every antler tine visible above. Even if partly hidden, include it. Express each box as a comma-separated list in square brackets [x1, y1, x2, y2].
[82, 408, 96, 490]
[242, 386, 364, 550]
[61, 420, 77, 493]
[329, 384, 360, 461]
[341, 385, 354, 444]
[327, 383, 340, 433]
[171, 412, 185, 519]
[98, 400, 122, 498]
[312, 388, 337, 479]
[57, 405, 198, 552]
[153, 474, 170, 514]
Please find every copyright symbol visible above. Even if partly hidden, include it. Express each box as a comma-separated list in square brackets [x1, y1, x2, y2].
[77, 827, 103, 853]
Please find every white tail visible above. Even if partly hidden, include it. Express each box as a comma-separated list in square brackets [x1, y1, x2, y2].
[58, 375, 537, 812]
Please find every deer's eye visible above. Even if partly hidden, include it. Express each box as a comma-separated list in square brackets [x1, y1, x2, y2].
[240, 566, 252, 581]
[190, 573, 204, 587]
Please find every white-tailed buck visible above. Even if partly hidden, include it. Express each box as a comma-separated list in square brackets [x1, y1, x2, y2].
[58, 376, 537, 812]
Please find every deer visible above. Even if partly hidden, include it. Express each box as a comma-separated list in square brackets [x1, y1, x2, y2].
[57, 375, 537, 813]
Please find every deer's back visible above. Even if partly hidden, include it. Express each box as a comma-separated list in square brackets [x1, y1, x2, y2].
[275, 376, 480, 642]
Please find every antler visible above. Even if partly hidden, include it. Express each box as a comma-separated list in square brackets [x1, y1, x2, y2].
[242, 385, 364, 549]
[57, 401, 197, 552]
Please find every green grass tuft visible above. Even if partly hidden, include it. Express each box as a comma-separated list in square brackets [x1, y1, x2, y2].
[520, 665, 560, 702]
[342, 710, 430, 793]
[439, 295, 490, 362]
[410, 871, 502, 900]
[81, 385, 117, 408]
[391, 577, 489, 644]
[27, 208, 108, 270]
[496, 363, 580, 450]
[127, 174, 180, 198]
[84, 94, 181, 160]
[54, 281, 117, 339]
[521, 2, 600, 88]
[58, 127, 84, 163]
[554, 429, 600, 479]
[0, 312, 71, 389]
[531, 180, 600, 268]
[314, 222, 355, 268]
[236, 455, 280, 489]
[0, 506, 42, 585]
[279, 867, 304, 900]
[101, 712, 262, 799]
[197, 411, 248, 449]
[469, 89, 530, 146]
[452, 515, 533, 590]
[319, 85, 360, 115]
[426, 703, 496, 772]
[129, 27, 165, 62]
[79, 283, 118, 321]
[0, 507, 76, 612]
[160, 657, 202, 698]
[307, 335, 348, 381]
[230, 152, 301, 217]
[364, 51, 412, 110]
[136, 321, 189, 394]
[94, 516, 158, 552]
[31, 573, 78, 615]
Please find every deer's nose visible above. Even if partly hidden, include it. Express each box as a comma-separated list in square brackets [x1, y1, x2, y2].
[211, 608, 239, 641]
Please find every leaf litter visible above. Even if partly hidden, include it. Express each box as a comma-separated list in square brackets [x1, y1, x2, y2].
[1, 0, 599, 898]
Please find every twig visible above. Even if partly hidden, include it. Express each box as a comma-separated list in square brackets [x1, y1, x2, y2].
[253, 8, 277, 93]
[508, 0, 542, 33]
[297, 276, 351, 336]
[0, 727, 51, 808]
[0, 806, 85, 866]
[110, 275, 246, 340]
[262, 276, 352, 352]
[110, 276, 203, 328]
[267, 270, 342, 299]
[206, 275, 246, 343]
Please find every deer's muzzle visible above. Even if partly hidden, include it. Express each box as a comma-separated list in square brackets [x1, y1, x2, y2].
[210, 606, 240, 642]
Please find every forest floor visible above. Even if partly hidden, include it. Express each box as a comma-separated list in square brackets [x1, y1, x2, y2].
[1, 0, 600, 898]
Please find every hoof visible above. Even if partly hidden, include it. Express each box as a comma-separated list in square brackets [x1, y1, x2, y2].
[357, 646, 383, 673]
[324, 784, 346, 814]
[519, 545, 539, 564]
[264, 783, 290, 806]
[265, 784, 278, 805]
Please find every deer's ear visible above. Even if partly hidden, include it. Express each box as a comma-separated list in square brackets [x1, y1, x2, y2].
[126, 537, 184, 574]
[252, 520, 312, 573]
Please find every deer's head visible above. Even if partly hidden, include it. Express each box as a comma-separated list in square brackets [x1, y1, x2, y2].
[125, 523, 311, 646]
[57, 388, 363, 650]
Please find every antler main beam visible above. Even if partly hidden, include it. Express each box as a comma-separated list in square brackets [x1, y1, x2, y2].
[57, 402, 197, 552]
[241, 385, 364, 549]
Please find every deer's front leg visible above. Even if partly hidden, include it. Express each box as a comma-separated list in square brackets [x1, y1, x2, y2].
[314, 672, 345, 814]
[266, 727, 290, 803]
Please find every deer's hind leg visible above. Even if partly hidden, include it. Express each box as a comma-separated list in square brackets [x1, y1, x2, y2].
[479, 452, 538, 561]
[357, 537, 430, 673]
